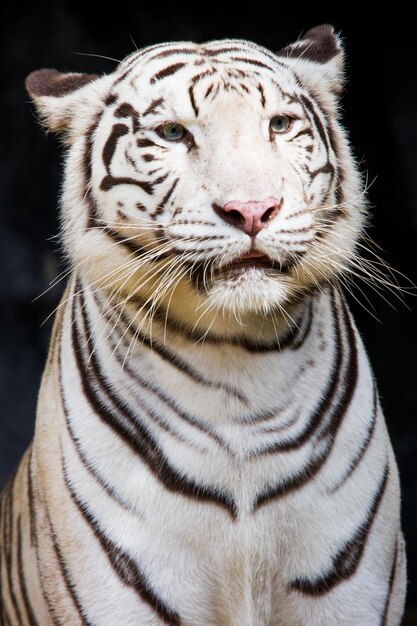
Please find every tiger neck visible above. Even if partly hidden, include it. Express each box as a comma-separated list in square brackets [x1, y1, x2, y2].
[76, 270, 312, 348]
[64, 272, 334, 433]
[71, 270, 324, 354]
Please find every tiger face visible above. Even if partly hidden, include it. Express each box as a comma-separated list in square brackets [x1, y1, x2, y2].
[27, 25, 364, 324]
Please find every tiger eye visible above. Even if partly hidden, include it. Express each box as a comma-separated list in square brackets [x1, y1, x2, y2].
[269, 115, 292, 134]
[157, 122, 186, 141]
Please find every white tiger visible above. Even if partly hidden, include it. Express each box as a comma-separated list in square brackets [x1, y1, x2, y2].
[0, 24, 406, 626]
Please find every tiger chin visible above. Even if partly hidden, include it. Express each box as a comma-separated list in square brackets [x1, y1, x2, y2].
[0, 25, 406, 626]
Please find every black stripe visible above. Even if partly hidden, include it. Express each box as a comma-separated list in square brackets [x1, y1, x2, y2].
[84, 112, 104, 228]
[136, 137, 158, 148]
[112, 45, 145, 90]
[329, 383, 378, 493]
[31, 514, 62, 626]
[230, 56, 275, 72]
[104, 93, 117, 106]
[278, 88, 302, 106]
[101, 171, 168, 195]
[191, 70, 215, 85]
[307, 160, 335, 180]
[59, 352, 142, 516]
[151, 178, 179, 218]
[124, 148, 139, 171]
[70, 286, 238, 519]
[290, 299, 314, 350]
[300, 94, 330, 154]
[289, 464, 390, 595]
[114, 102, 140, 133]
[170, 243, 235, 254]
[148, 47, 198, 61]
[63, 465, 181, 625]
[380, 537, 400, 626]
[27, 447, 37, 548]
[204, 84, 214, 99]
[0, 604, 11, 626]
[252, 291, 358, 507]
[16, 516, 39, 626]
[188, 84, 199, 117]
[278, 226, 312, 235]
[100, 174, 154, 194]
[102, 123, 129, 172]
[203, 46, 250, 57]
[171, 219, 217, 227]
[112, 63, 137, 88]
[290, 127, 314, 142]
[143, 98, 164, 117]
[327, 122, 346, 212]
[226, 43, 289, 67]
[257, 83, 266, 107]
[152, 172, 169, 187]
[151, 62, 186, 83]
[168, 233, 227, 242]
[99, 224, 151, 258]
[45, 509, 93, 626]
[2, 471, 25, 626]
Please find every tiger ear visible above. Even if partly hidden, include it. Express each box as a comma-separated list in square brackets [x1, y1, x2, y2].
[25, 69, 104, 134]
[277, 24, 344, 94]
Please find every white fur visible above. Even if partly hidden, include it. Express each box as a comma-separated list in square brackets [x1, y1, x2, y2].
[1, 30, 406, 626]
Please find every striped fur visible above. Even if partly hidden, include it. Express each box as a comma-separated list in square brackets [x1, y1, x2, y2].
[1, 25, 406, 625]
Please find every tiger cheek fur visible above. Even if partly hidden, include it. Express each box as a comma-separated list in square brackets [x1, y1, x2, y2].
[0, 25, 406, 626]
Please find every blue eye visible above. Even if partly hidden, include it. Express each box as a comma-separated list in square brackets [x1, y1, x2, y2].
[270, 115, 292, 134]
[157, 122, 186, 141]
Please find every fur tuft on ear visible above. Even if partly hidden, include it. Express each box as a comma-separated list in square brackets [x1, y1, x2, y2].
[26, 69, 99, 99]
[277, 24, 345, 95]
[278, 24, 340, 65]
[25, 69, 102, 134]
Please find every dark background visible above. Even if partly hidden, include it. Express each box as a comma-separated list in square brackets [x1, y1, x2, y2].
[1, 3, 416, 621]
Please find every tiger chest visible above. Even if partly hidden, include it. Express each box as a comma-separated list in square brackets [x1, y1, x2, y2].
[129, 490, 307, 624]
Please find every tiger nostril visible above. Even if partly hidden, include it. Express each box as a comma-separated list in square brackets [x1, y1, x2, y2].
[228, 209, 244, 225]
[260, 206, 276, 223]
[212, 203, 245, 229]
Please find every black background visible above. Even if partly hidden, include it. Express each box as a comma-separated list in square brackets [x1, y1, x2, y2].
[1, 2, 416, 621]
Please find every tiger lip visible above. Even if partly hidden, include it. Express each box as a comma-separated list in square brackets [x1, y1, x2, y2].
[240, 250, 265, 259]
[220, 248, 296, 273]
[223, 252, 278, 271]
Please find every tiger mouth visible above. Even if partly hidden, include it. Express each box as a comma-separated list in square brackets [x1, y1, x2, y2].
[217, 255, 291, 274]
[224, 256, 276, 270]
[188, 253, 299, 292]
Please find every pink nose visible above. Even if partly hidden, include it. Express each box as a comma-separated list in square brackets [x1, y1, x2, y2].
[215, 197, 283, 236]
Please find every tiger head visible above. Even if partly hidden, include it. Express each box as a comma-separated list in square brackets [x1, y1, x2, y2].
[26, 25, 364, 333]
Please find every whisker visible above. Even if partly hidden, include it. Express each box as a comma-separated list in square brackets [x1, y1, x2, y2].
[71, 51, 122, 63]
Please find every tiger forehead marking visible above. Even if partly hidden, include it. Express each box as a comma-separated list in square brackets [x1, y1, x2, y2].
[113, 40, 304, 119]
